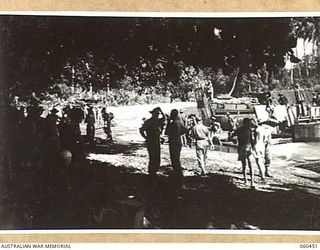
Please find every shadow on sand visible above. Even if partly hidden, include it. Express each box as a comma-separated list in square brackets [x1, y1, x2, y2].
[1, 140, 320, 230]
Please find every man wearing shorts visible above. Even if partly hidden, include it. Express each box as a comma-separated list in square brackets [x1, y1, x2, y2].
[230, 118, 255, 187]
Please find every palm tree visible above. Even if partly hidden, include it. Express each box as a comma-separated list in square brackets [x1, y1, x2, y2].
[292, 17, 320, 75]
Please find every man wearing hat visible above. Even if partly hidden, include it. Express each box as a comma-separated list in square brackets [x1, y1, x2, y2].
[278, 93, 288, 106]
[192, 116, 210, 175]
[140, 107, 166, 181]
[165, 109, 187, 188]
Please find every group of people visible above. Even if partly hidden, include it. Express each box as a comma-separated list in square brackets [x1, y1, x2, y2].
[140, 107, 272, 189]
[139, 107, 212, 188]
[264, 85, 320, 120]
[84, 106, 114, 144]
[6, 97, 115, 188]
[230, 117, 272, 188]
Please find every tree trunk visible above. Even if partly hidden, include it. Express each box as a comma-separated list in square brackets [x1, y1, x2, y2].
[295, 47, 302, 79]
[317, 40, 320, 76]
[303, 40, 309, 77]
[227, 67, 240, 96]
[297, 64, 302, 79]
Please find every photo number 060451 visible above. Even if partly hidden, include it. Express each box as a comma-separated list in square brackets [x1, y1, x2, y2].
[1, 14, 320, 230]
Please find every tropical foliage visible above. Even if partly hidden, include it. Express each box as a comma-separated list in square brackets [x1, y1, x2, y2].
[1, 16, 320, 104]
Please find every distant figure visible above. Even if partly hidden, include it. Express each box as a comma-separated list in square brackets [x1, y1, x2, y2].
[44, 108, 61, 167]
[294, 84, 306, 117]
[278, 93, 288, 106]
[139, 107, 166, 182]
[192, 116, 209, 175]
[59, 115, 74, 152]
[103, 112, 114, 141]
[30, 91, 40, 108]
[96, 106, 103, 125]
[58, 116, 74, 188]
[186, 114, 196, 148]
[208, 116, 222, 150]
[70, 113, 85, 164]
[165, 109, 187, 188]
[265, 92, 276, 118]
[85, 107, 96, 145]
[226, 112, 237, 136]
[179, 110, 187, 147]
[88, 83, 93, 99]
[312, 93, 320, 106]
[230, 118, 255, 187]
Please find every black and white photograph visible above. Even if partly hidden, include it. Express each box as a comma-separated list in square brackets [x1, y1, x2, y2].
[0, 13, 320, 230]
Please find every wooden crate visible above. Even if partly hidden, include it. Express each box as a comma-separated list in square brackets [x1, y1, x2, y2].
[293, 123, 320, 142]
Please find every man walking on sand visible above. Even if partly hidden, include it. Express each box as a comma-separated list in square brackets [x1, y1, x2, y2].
[192, 116, 210, 175]
[139, 107, 166, 181]
[165, 109, 187, 187]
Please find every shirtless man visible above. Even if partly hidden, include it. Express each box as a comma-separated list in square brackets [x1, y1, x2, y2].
[252, 119, 272, 178]
[230, 118, 255, 187]
[250, 119, 267, 182]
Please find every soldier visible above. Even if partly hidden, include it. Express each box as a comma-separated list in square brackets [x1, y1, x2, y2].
[103, 112, 114, 141]
[294, 84, 306, 117]
[44, 108, 61, 172]
[208, 116, 222, 150]
[70, 111, 85, 164]
[192, 116, 210, 175]
[250, 119, 267, 182]
[139, 107, 166, 182]
[44, 108, 61, 153]
[85, 107, 95, 145]
[254, 120, 272, 178]
[226, 112, 237, 137]
[179, 110, 187, 147]
[165, 109, 187, 187]
[186, 114, 196, 148]
[230, 118, 255, 187]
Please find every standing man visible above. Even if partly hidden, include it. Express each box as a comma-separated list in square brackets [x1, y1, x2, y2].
[44, 108, 61, 172]
[179, 110, 187, 147]
[256, 120, 272, 177]
[250, 119, 267, 182]
[230, 118, 255, 187]
[103, 112, 114, 141]
[209, 116, 222, 150]
[226, 112, 237, 137]
[139, 107, 166, 182]
[85, 106, 95, 146]
[192, 116, 210, 175]
[165, 109, 187, 188]
[295, 84, 306, 117]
